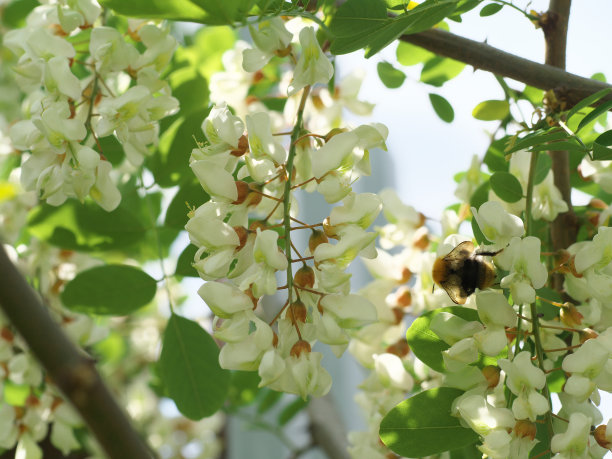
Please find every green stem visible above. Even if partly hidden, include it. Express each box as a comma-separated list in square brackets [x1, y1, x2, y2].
[491, 0, 540, 20]
[524, 151, 554, 437]
[524, 151, 538, 236]
[283, 86, 311, 306]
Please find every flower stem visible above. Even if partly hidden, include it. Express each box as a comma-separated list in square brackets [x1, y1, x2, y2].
[283, 86, 311, 307]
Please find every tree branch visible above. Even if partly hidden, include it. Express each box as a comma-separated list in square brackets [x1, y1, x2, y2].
[0, 246, 153, 458]
[543, 0, 578, 265]
[400, 28, 611, 107]
[307, 396, 350, 459]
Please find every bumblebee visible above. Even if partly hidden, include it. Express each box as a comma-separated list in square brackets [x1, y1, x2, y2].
[432, 241, 501, 305]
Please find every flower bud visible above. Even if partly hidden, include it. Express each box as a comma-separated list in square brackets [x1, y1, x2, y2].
[399, 267, 412, 284]
[290, 339, 311, 357]
[308, 229, 328, 253]
[560, 303, 583, 328]
[294, 265, 315, 289]
[594, 425, 611, 450]
[286, 300, 307, 323]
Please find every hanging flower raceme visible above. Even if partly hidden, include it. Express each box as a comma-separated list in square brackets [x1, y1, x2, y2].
[6, 4, 178, 211]
[185, 22, 385, 398]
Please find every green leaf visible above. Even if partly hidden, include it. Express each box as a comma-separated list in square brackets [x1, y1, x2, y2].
[61, 265, 157, 315]
[479, 3, 503, 16]
[406, 307, 480, 373]
[176, 244, 199, 278]
[577, 100, 612, 133]
[396, 41, 434, 66]
[472, 100, 509, 121]
[2, 0, 38, 28]
[97, 135, 125, 166]
[159, 314, 230, 420]
[534, 153, 552, 184]
[420, 57, 465, 87]
[531, 419, 552, 459]
[592, 130, 612, 160]
[469, 181, 490, 210]
[530, 140, 585, 153]
[278, 397, 309, 426]
[429, 93, 454, 122]
[490, 171, 523, 203]
[450, 442, 482, 459]
[165, 182, 210, 229]
[484, 137, 509, 172]
[471, 218, 486, 245]
[148, 107, 211, 188]
[329, 0, 457, 57]
[380, 387, 479, 457]
[566, 88, 612, 120]
[27, 201, 146, 252]
[505, 130, 568, 154]
[99, 0, 255, 25]
[377, 62, 406, 89]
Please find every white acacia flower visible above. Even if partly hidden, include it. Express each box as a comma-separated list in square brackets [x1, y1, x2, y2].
[373, 353, 414, 391]
[531, 171, 568, 221]
[198, 281, 254, 318]
[319, 294, 377, 329]
[453, 394, 515, 436]
[243, 17, 292, 72]
[430, 311, 484, 345]
[551, 412, 592, 458]
[498, 352, 548, 421]
[288, 27, 333, 95]
[89, 27, 139, 74]
[329, 192, 382, 229]
[268, 351, 332, 398]
[455, 155, 483, 203]
[471, 201, 524, 248]
[496, 236, 547, 304]
[218, 313, 273, 371]
[442, 337, 479, 371]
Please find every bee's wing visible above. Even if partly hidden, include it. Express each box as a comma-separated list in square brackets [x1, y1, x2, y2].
[443, 241, 474, 270]
[439, 274, 469, 305]
[440, 241, 474, 304]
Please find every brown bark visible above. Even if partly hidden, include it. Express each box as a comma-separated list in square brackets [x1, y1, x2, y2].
[542, 1, 579, 291]
[400, 28, 610, 108]
[0, 247, 153, 459]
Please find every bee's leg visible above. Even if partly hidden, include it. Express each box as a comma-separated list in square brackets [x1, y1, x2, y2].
[477, 248, 503, 257]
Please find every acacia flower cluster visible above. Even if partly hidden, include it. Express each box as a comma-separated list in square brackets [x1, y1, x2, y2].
[186, 21, 386, 398]
[5, 0, 178, 211]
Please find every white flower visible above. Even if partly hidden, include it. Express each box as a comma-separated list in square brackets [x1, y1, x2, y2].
[373, 353, 414, 391]
[498, 352, 548, 421]
[288, 27, 334, 95]
[198, 281, 254, 318]
[442, 337, 479, 371]
[496, 236, 547, 304]
[89, 27, 139, 74]
[455, 154, 483, 203]
[329, 192, 382, 229]
[471, 201, 524, 248]
[454, 394, 515, 436]
[319, 294, 377, 328]
[43, 57, 81, 100]
[531, 171, 568, 221]
[551, 412, 592, 458]
[243, 17, 292, 72]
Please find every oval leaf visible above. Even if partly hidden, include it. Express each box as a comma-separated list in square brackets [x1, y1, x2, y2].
[377, 62, 406, 89]
[490, 171, 523, 203]
[61, 265, 156, 315]
[380, 387, 479, 457]
[472, 100, 509, 121]
[479, 3, 503, 16]
[159, 314, 230, 420]
[429, 93, 455, 123]
[593, 130, 612, 160]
